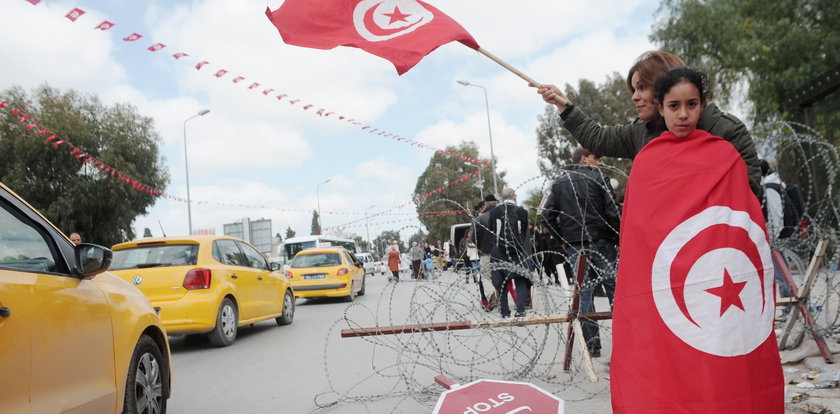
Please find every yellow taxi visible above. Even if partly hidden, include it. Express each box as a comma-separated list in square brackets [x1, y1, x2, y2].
[286, 246, 366, 301]
[0, 182, 171, 413]
[110, 235, 294, 347]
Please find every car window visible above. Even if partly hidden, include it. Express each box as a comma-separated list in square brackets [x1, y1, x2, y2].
[237, 242, 268, 270]
[213, 239, 245, 266]
[0, 201, 58, 273]
[111, 244, 198, 270]
[290, 253, 341, 268]
[346, 251, 361, 266]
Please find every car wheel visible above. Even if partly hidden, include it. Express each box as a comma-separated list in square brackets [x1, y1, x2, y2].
[358, 275, 366, 296]
[208, 298, 237, 347]
[276, 290, 295, 326]
[344, 282, 356, 302]
[123, 335, 168, 414]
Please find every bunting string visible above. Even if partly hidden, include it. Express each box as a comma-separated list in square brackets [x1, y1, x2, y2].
[12, 0, 492, 225]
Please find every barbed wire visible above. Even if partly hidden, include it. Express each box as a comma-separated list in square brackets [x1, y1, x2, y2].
[310, 120, 840, 412]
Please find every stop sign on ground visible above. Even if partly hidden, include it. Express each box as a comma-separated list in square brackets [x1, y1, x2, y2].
[433, 379, 564, 414]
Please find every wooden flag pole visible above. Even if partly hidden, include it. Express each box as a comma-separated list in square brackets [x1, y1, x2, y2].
[477, 47, 541, 86]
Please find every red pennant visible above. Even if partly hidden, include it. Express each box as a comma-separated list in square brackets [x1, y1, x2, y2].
[65, 8, 85, 21]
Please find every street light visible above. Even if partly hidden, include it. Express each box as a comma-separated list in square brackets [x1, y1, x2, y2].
[316, 178, 331, 233]
[463, 162, 484, 200]
[364, 204, 375, 252]
[183, 108, 210, 235]
[457, 80, 498, 196]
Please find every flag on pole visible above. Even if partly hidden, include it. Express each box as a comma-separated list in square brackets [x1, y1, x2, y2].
[611, 129, 783, 412]
[265, 0, 479, 75]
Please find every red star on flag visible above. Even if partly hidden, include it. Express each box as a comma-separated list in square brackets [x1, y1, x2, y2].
[383, 7, 411, 24]
[705, 269, 747, 316]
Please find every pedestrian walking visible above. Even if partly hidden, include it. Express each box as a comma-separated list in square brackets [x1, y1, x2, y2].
[408, 242, 424, 280]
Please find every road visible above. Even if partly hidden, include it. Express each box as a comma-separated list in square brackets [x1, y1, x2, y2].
[165, 269, 614, 413]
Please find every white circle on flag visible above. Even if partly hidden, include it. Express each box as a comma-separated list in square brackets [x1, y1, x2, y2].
[651, 206, 774, 356]
[353, 0, 434, 42]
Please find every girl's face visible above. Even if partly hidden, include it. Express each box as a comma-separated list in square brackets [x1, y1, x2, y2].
[658, 80, 704, 138]
[631, 71, 657, 121]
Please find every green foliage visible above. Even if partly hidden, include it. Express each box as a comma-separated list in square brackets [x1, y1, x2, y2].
[285, 225, 296, 239]
[143, 227, 153, 238]
[372, 230, 405, 257]
[408, 230, 427, 247]
[536, 73, 636, 179]
[522, 187, 545, 226]
[413, 141, 505, 241]
[0, 85, 169, 246]
[310, 210, 320, 235]
[652, 0, 840, 136]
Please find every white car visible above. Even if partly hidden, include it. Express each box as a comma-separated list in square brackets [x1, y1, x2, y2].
[356, 252, 377, 276]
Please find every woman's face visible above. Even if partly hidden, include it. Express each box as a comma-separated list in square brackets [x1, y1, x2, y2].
[631, 71, 657, 121]
[658, 80, 704, 138]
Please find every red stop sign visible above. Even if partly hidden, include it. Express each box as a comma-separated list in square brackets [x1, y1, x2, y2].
[433, 379, 564, 414]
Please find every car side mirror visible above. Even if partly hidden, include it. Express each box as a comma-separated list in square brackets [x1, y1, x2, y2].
[75, 243, 113, 277]
[270, 262, 281, 271]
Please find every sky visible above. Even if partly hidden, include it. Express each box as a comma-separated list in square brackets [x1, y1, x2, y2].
[0, 0, 663, 247]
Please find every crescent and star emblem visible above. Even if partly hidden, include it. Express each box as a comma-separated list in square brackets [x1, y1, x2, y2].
[651, 206, 774, 357]
[353, 0, 434, 42]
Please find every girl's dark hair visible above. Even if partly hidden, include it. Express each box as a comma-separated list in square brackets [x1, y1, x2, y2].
[653, 66, 709, 105]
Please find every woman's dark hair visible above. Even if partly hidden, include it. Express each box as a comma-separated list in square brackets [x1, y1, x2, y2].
[653, 66, 709, 106]
[626, 50, 686, 94]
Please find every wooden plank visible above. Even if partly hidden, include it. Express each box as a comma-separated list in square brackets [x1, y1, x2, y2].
[777, 240, 832, 363]
[339, 312, 613, 338]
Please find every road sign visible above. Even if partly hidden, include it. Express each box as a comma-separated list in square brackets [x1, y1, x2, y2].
[433, 379, 564, 414]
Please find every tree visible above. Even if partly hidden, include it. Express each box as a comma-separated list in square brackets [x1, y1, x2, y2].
[522, 187, 545, 227]
[536, 73, 636, 180]
[143, 227, 153, 238]
[285, 226, 296, 239]
[408, 230, 426, 248]
[413, 141, 505, 241]
[310, 210, 320, 235]
[0, 85, 169, 246]
[372, 230, 406, 257]
[274, 232, 283, 242]
[652, 0, 840, 140]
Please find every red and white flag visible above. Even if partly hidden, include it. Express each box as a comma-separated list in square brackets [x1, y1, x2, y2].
[611, 129, 783, 412]
[265, 0, 479, 75]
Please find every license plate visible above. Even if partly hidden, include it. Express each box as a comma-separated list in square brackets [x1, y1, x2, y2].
[304, 274, 326, 280]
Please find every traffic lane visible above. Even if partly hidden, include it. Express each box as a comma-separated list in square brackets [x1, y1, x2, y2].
[164, 274, 426, 413]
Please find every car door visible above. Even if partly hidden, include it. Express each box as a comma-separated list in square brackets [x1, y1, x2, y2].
[236, 241, 281, 317]
[345, 251, 364, 293]
[212, 239, 256, 321]
[0, 193, 115, 413]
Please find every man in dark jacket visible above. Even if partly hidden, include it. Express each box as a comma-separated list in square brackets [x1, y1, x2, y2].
[542, 147, 621, 357]
[474, 195, 500, 310]
[488, 188, 531, 318]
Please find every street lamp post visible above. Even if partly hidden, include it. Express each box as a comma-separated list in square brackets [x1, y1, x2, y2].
[464, 161, 485, 200]
[457, 80, 498, 196]
[183, 109, 210, 235]
[364, 204, 375, 253]
[316, 178, 331, 234]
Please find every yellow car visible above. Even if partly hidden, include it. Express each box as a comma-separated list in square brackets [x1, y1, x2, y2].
[110, 235, 294, 347]
[286, 246, 366, 301]
[0, 182, 170, 413]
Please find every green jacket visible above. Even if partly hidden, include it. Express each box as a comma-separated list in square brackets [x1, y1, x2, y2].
[563, 103, 763, 199]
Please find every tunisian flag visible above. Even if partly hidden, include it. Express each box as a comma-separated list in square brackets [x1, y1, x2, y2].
[265, 0, 479, 75]
[611, 129, 783, 412]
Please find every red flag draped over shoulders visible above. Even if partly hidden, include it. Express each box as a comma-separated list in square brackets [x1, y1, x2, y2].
[265, 0, 479, 75]
[611, 129, 783, 412]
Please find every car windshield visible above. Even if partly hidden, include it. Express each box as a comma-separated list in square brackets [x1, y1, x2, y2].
[290, 253, 341, 268]
[112, 244, 198, 270]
